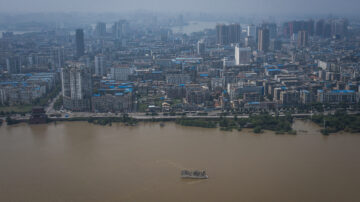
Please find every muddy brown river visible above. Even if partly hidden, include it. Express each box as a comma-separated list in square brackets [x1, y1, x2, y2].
[0, 120, 360, 202]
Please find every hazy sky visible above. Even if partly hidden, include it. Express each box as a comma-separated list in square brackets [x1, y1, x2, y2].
[0, 0, 359, 15]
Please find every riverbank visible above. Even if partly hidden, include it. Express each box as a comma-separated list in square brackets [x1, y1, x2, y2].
[175, 114, 296, 134]
[310, 111, 360, 135]
[2, 112, 359, 135]
[1, 114, 297, 135]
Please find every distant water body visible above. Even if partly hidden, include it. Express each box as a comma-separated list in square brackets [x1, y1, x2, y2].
[0, 30, 33, 38]
[1, 120, 360, 201]
[171, 21, 225, 34]
[1, 21, 218, 38]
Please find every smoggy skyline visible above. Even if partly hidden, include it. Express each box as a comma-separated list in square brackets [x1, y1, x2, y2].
[0, 0, 359, 16]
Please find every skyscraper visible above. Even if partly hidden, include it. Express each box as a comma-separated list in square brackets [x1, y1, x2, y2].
[75, 29, 85, 57]
[258, 28, 270, 52]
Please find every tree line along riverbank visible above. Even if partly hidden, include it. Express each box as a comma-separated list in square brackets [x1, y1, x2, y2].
[3, 113, 295, 134]
[176, 114, 296, 134]
[2, 111, 360, 135]
[310, 110, 360, 135]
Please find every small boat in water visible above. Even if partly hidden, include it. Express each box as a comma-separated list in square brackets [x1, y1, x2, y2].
[160, 122, 165, 127]
[181, 170, 208, 179]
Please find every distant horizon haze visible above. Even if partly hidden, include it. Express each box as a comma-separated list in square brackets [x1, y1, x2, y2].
[0, 0, 359, 16]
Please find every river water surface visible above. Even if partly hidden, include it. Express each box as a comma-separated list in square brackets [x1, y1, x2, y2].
[0, 120, 360, 202]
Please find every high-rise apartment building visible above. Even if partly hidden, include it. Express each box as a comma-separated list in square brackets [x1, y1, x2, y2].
[94, 54, 105, 76]
[216, 24, 229, 45]
[269, 39, 282, 51]
[197, 40, 205, 55]
[283, 20, 314, 38]
[228, 24, 241, 43]
[315, 19, 325, 37]
[244, 36, 255, 48]
[258, 28, 270, 52]
[61, 64, 92, 111]
[262, 23, 277, 39]
[52, 47, 65, 69]
[306, 20, 315, 36]
[331, 19, 349, 37]
[75, 29, 85, 57]
[235, 46, 251, 65]
[110, 66, 133, 81]
[113, 20, 129, 39]
[216, 23, 241, 45]
[247, 24, 257, 39]
[297, 30, 309, 47]
[95, 22, 106, 36]
[6, 56, 21, 74]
